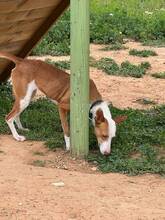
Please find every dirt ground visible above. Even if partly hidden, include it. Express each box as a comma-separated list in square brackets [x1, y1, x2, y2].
[0, 41, 165, 220]
[0, 135, 165, 220]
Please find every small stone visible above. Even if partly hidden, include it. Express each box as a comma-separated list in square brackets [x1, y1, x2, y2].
[52, 182, 65, 187]
[63, 165, 68, 170]
[68, 213, 77, 219]
[82, 161, 86, 166]
[91, 167, 97, 171]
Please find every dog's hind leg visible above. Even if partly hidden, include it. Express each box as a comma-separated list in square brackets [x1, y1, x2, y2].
[6, 80, 37, 141]
[6, 100, 26, 141]
[14, 89, 36, 131]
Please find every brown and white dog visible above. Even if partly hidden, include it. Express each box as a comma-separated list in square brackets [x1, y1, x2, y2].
[0, 52, 126, 155]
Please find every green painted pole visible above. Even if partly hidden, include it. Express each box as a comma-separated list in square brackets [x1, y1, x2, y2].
[70, 0, 89, 157]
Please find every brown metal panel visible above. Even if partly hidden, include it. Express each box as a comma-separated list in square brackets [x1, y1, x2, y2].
[0, 40, 27, 54]
[0, 0, 70, 82]
[0, 0, 19, 13]
[0, 30, 33, 44]
[0, 60, 10, 76]
[0, 6, 54, 23]
[0, 0, 61, 13]
[0, 18, 44, 33]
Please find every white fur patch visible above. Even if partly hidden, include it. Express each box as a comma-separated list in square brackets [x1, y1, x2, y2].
[90, 101, 116, 154]
[100, 139, 112, 155]
[6, 80, 37, 142]
[90, 101, 116, 138]
[64, 135, 70, 151]
[51, 99, 58, 105]
[20, 80, 37, 111]
[6, 116, 26, 141]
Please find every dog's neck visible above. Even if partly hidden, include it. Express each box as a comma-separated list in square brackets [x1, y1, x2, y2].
[89, 100, 112, 121]
[89, 100, 103, 120]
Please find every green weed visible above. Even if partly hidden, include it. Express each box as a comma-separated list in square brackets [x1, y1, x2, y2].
[45, 59, 70, 70]
[93, 58, 151, 78]
[152, 72, 165, 79]
[135, 98, 157, 105]
[101, 43, 127, 51]
[33, 151, 45, 156]
[129, 49, 157, 57]
[143, 39, 165, 47]
[45, 57, 97, 70]
[31, 160, 46, 167]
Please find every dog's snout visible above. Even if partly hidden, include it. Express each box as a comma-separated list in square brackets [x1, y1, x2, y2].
[103, 150, 110, 156]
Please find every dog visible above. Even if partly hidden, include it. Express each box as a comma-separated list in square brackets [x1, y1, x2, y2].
[0, 52, 126, 155]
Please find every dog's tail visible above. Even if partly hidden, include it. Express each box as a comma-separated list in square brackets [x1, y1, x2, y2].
[0, 51, 23, 64]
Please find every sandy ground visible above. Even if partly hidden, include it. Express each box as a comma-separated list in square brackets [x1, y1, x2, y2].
[1, 41, 165, 220]
[0, 135, 165, 220]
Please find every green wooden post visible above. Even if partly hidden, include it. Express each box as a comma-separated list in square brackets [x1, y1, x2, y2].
[70, 0, 89, 157]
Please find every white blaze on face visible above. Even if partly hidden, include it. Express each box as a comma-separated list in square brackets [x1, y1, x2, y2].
[90, 101, 116, 155]
[99, 118, 116, 155]
[99, 139, 112, 155]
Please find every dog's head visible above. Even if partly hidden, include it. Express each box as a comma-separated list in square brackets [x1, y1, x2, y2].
[90, 101, 127, 155]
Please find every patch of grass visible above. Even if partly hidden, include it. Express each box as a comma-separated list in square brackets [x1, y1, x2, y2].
[93, 58, 120, 74]
[45, 57, 98, 70]
[45, 138, 65, 151]
[142, 39, 165, 47]
[90, 0, 165, 43]
[120, 61, 151, 78]
[152, 72, 165, 79]
[31, 160, 46, 167]
[93, 58, 151, 78]
[0, 83, 13, 134]
[129, 49, 157, 57]
[45, 59, 70, 70]
[135, 98, 157, 105]
[33, 151, 45, 156]
[101, 43, 127, 51]
[140, 61, 151, 70]
[0, 84, 165, 175]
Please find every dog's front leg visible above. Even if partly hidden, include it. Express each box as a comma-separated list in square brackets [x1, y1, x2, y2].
[58, 107, 70, 151]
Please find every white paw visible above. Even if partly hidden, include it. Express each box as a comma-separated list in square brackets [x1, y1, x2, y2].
[66, 145, 70, 151]
[65, 142, 70, 151]
[14, 135, 26, 142]
[64, 135, 70, 151]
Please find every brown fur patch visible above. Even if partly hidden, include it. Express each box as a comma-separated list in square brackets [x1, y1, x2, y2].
[95, 118, 109, 143]
[114, 115, 127, 124]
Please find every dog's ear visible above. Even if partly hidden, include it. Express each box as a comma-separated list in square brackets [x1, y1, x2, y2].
[95, 109, 105, 124]
[113, 115, 127, 124]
